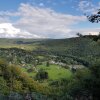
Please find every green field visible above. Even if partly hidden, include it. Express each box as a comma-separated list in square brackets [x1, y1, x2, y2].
[37, 64, 72, 80]
[21, 64, 72, 81]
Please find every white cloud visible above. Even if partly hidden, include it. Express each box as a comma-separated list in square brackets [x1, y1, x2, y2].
[0, 3, 90, 38]
[0, 23, 41, 38]
[79, 28, 100, 35]
[70, 28, 100, 37]
[14, 3, 86, 38]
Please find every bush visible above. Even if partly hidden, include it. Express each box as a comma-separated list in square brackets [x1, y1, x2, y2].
[35, 69, 48, 80]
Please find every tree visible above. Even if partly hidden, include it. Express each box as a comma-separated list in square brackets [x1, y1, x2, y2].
[93, 32, 100, 41]
[12, 80, 23, 93]
[76, 33, 83, 37]
[66, 68, 93, 100]
[87, 9, 100, 23]
[46, 61, 50, 67]
[36, 69, 48, 80]
[0, 77, 9, 94]
[0, 59, 7, 73]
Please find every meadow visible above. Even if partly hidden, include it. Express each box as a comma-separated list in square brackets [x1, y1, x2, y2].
[21, 63, 72, 81]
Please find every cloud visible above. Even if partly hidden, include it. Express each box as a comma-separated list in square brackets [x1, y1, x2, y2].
[78, 28, 100, 35]
[0, 15, 10, 23]
[0, 23, 41, 38]
[70, 28, 100, 37]
[0, 3, 87, 38]
[15, 3, 86, 38]
[78, 1, 100, 14]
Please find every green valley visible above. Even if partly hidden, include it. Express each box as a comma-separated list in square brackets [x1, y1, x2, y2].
[0, 35, 100, 100]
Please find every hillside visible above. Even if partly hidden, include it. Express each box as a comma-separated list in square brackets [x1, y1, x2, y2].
[0, 36, 100, 100]
[0, 36, 100, 66]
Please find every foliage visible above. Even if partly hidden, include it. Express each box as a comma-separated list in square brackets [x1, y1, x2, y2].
[0, 77, 9, 95]
[0, 36, 100, 99]
[87, 9, 100, 23]
[36, 69, 48, 80]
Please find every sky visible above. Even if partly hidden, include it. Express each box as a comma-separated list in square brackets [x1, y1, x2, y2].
[0, 0, 100, 38]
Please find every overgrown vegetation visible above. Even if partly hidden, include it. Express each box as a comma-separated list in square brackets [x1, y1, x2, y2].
[0, 35, 100, 100]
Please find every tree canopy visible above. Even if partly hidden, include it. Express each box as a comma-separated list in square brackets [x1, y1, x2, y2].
[87, 9, 100, 23]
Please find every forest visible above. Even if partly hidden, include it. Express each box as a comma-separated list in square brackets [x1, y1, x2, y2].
[0, 33, 100, 100]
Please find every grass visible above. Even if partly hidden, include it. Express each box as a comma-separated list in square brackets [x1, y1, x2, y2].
[0, 44, 38, 51]
[21, 66, 36, 77]
[37, 56, 45, 59]
[37, 64, 72, 80]
[21, 63, 72, 81]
